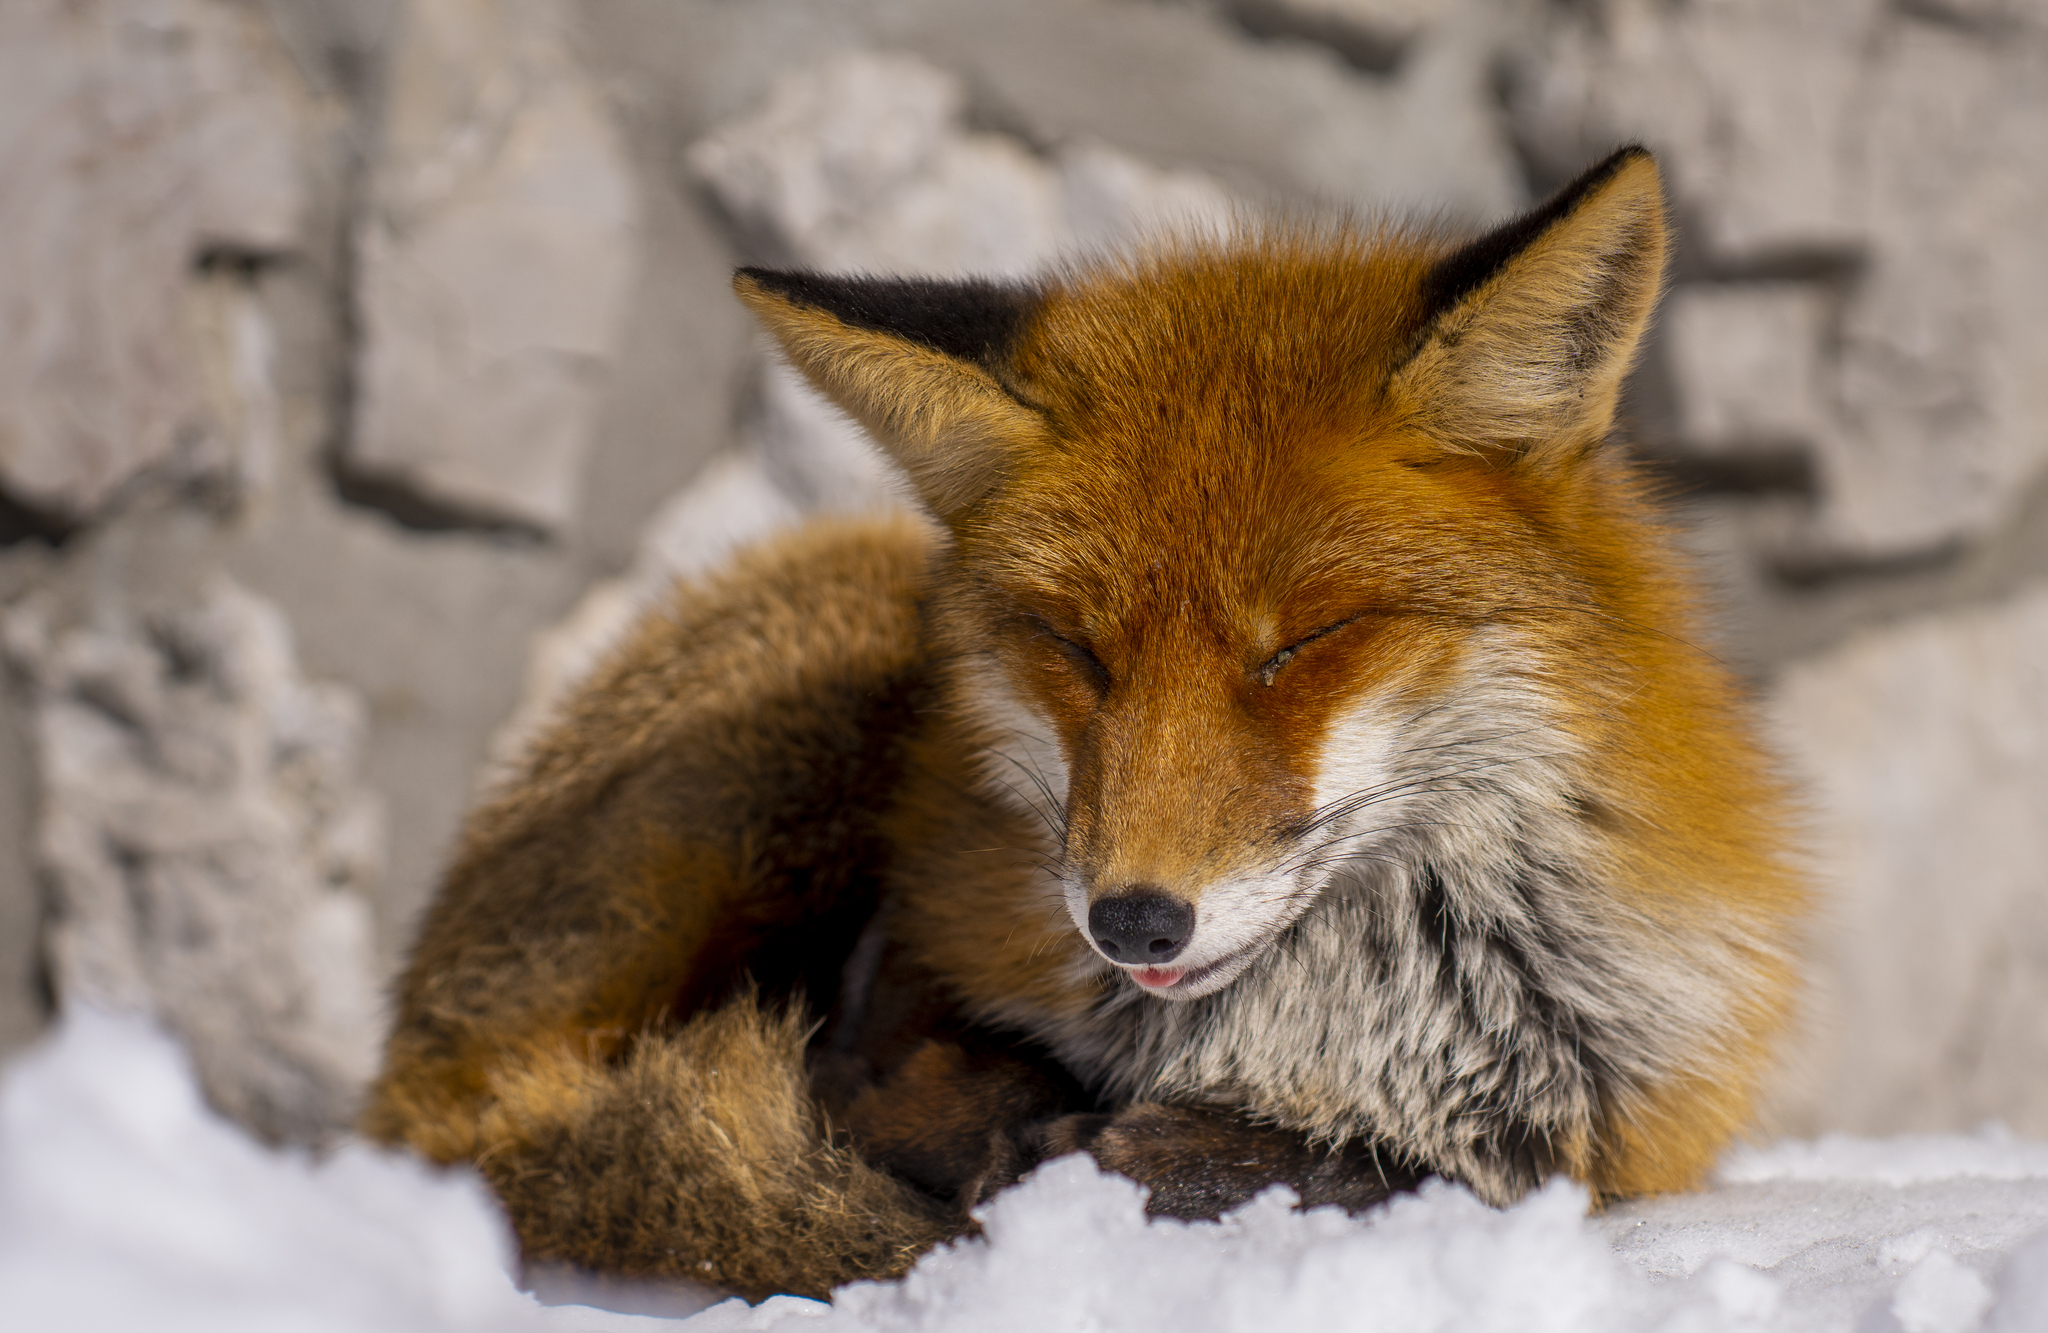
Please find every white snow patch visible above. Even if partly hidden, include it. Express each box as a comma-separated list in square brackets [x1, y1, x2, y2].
[824, 1166, 1665, 1333]
[3, 1011, 2046, 1333]
[0, 1010, 659, 1333]
[1892, 1250, 1993, 1333]
[1720, 1127, 2048, 1186]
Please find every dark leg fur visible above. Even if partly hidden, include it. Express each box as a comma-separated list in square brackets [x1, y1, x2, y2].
[822, 979, 1425, 1225]
[824, 938, 1425, 1224]
[831, 1031, 1094, 1205]
[1027, 1103, 1426, 1220]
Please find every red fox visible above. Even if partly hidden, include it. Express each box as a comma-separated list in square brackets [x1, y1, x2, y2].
[362, 146, 1805, 1301]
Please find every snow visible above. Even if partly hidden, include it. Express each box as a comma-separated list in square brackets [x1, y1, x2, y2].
[1720, 1129, 2048, 1187]
[0, 1010, 659, 1333]
[2, 1013, 2044, 1333]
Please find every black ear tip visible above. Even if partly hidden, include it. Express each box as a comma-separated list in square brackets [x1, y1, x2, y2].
[1421, 145, 1662, 317]
[728, 269, 1044, 371]
[1555, 144, 1658, 204]
[732, 266, 810, 298]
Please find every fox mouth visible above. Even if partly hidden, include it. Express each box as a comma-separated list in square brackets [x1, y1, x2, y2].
[1069, 869, 1319, 1001]
[1118, 939, 1262, 999]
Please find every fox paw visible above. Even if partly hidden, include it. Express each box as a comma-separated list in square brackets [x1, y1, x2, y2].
[1029, 1103, 1424, 1220]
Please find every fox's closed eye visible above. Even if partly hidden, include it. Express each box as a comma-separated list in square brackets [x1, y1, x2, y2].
[1256, 615, 1370, 686]
[1036, 621, 1112, 694]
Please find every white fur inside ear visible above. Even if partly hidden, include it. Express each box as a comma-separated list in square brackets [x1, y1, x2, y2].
[954, 659, 1070, 833]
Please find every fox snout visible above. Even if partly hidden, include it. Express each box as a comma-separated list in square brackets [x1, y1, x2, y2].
[1065, 751, 1317, 999]
[1029, 645, 1331, 997]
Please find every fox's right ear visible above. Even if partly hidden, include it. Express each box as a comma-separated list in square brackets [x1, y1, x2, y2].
[1391, 146, 1669, 466]
[733, 269, 1048, 519]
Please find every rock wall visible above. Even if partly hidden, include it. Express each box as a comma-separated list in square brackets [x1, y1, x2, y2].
[350, 0, 641, 533]
[2, 581, 384, 1143]
[0, 0, 2041, 1143]
[1772, 589, 2048, 1138]
[0, 0, 317, 523]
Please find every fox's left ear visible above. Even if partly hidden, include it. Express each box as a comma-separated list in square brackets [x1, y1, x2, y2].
[733, 269, 1048, 519]
[1392, 145, 1668, 464]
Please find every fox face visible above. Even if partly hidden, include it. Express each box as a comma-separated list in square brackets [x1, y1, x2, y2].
[947, 387, 1578, 1000]
[739, 148, 1672, 1003]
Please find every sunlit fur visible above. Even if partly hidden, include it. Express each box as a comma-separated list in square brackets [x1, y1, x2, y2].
[364, 150, 1807, 1296]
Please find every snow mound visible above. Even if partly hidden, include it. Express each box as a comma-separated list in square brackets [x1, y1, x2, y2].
[2, 1011, 2045, 1333]
[814, 1167, 1671, 1333]
[0, 1009, 656, 1333]
[693, 1152, 2048, 1333]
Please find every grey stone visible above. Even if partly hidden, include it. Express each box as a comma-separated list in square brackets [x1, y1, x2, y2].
[569, 114, 758, 574]
[687, 50, 1243, 280]
[904, 0, 1524, 222]
[688, 52, 1066, 277]
[0, 677, 47, 1060]
[1825, 19, 2048, 559]
[1, 580, 385, 1143]
[1769, 587, 2048, 1139]
[255, 0, 403, 97]
[1237, 0, 1455, 32]
[349, 0, 641, 533]
[578, 0, 1524, 219]
[0, 0, 315, 520]
[218, 460, 600, 960]
[1511, 0, 1876, 254]
[1664, 284, 1832, 449]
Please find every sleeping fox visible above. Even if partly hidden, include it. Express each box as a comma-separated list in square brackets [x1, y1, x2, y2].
[362, 146, 1804, 1301]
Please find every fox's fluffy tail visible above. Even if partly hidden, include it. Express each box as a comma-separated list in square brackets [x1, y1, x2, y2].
[472, 999, 955, 1302]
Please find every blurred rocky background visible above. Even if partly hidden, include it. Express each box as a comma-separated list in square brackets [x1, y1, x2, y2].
[0, 0, 2041, 1144]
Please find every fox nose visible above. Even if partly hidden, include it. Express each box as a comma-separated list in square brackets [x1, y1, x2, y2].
[1089, 889, 1194, 964]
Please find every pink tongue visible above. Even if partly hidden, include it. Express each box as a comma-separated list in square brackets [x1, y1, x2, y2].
[1132, 966, 1187, 988]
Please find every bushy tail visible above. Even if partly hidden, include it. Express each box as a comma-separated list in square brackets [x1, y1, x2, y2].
[474, 998, 956, 1302]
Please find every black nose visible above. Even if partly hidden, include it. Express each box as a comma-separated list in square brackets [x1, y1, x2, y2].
[1089, 889, 1194, 964]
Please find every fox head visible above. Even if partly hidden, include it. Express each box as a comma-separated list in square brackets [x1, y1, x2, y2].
[737, 147, 1670, 1002]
